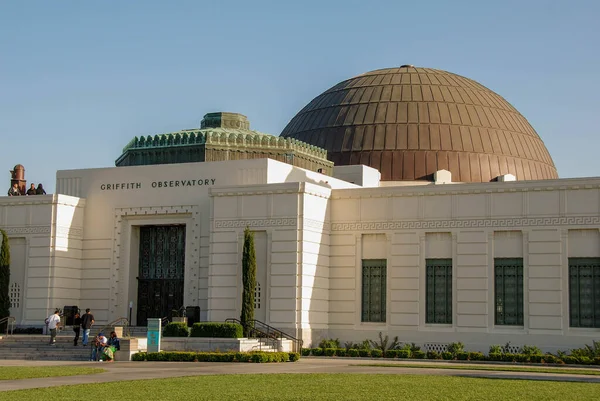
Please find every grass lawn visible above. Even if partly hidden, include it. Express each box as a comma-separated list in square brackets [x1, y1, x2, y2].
[0, 374, 598, 400]
[0, 366, 104, 381]
[356, 363, 600, 376]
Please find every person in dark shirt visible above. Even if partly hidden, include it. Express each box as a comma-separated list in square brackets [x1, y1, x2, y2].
[36, 183, 46, 195]
[73, 312, 82, 346]
[26, 183, 36, 195]
[81, 309, 95, 346]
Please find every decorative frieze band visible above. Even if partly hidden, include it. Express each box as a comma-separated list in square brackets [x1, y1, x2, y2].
[3, 226, 51, 235]
[331, 216, 600, 231]
[214, 218, 297, 229]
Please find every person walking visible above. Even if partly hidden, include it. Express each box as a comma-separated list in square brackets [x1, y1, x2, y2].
[46, 309, 61, 345]
[81, 308, 95, 346]
[73, 312, 82, 346]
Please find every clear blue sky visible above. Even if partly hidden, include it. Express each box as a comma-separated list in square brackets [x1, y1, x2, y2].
[1, 0, 598, 193]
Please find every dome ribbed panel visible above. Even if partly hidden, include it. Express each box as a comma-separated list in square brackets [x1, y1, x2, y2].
[281, 67, 558, 182]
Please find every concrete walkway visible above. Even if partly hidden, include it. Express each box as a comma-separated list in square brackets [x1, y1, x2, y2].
[1, 358, 600, 392]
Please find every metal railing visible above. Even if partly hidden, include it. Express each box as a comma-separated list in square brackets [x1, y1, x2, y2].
[225, 318, 303, 353]
[94, 317, 130, 338]
[0, 316, 16, 336]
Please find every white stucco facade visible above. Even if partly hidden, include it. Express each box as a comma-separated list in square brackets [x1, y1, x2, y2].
[1, 157, 599, 352]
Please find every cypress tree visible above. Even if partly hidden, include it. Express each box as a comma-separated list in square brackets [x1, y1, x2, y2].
[240, 226, 256, 337]
[0, 229, 10, 332]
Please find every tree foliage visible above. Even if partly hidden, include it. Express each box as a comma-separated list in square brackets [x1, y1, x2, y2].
[240, 227, 256, 336]
[0, 229, 10, 331]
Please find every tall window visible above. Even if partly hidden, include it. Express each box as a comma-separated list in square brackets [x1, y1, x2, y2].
[362, 259, 386, 322]
[569, 257, 600, 328]
[495, 258, 524, 325]
[426, 259, 452, 324]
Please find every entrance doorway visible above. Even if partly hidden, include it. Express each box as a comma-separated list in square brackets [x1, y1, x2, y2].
[136, 225, 186, 326]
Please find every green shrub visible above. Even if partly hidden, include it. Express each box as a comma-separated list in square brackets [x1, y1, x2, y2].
[319, 338, 340, 349]
[370, 349, 383, 358]
[426, 351, 441, 360]
[542, 354, 558, 364]
[132, 351, 295, 363]
[385, 350, 399, 358]
[503, 353, 516, 362]
[488, 353, 502, 361]
[412, 350, 426, 359]
[561, 355, 579, 365]
[369, 332, 400, 353]
[514, 354, 529, 363]
[358, 349, 371, 358]
[162, 322, 190, 337]
[529, 355, 543, 363]
[347, 349, 360, 357]
[456, 352, 469, 361]
[441, 351, 453, 360]
[570, 341, 600, 358]
[190, 322, 243, 338]
[468, 352, 485, 361]
[447, 342, 464, 356]
[301, 348, 311, 356]
[235, 352, 251, 362]
[324, 348, 336, 357]
[489, 345, 502, 354]
[335, 348, 347, 357]
[311, 348, 323, 356]
[578, 356, 592, 365]
[521, 345, 542, 355]
[397, 350, 411, 359]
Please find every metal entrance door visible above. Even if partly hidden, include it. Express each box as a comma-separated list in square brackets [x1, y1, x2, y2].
[137, 225, 186, 326]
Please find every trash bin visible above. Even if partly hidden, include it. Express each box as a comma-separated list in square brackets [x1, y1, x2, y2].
[185, 306, 200, 327]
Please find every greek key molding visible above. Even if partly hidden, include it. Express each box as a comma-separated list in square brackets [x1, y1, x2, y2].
[331, 216, 600, 231]
[3, 226, 51, 235]
[303, 218, 330, 232]
[56, 226, 83, 239]
[214, 218, 297, 229]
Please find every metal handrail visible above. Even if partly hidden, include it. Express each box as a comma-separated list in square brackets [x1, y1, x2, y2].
[0, 316, 16, 336]
[249, 319, 303, 353]
[225, 318, 303, 353]
[94, 317, 130, 338]
[225, 318, 277, 352]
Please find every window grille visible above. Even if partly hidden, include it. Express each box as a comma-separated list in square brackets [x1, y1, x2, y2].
[426, 259, 452, 324]
[254, 282, 261, 309]
[361, 259, 387, 322]
[495, 258, 524, 325]
[569, 257, 600, 328]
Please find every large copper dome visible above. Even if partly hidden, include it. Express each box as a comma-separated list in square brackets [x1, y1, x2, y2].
[281, 66, 558, 182]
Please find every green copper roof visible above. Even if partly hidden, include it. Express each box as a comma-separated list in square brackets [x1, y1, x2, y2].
[121, 128, 329, 159]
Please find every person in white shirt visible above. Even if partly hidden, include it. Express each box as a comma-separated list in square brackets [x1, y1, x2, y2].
[46, 310, 61, 345]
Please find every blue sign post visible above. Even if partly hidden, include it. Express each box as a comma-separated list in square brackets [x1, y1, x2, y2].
[147, 318, 162, 353]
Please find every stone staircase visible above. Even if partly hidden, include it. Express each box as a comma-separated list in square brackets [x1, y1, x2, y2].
[0, 327, 149, 361]
[0, 335, 94, 361]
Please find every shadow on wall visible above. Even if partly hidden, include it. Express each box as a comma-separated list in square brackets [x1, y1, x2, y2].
[282, 167, 332, 189]
[282, 166, 332, 347]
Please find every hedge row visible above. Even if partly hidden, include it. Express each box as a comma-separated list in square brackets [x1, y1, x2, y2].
[132, 351, 300, 363]
[162, 322, 243, 338]
[302, 348, 600, 365]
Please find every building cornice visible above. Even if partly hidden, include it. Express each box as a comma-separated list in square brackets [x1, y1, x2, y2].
[330, 178, 600, 199]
